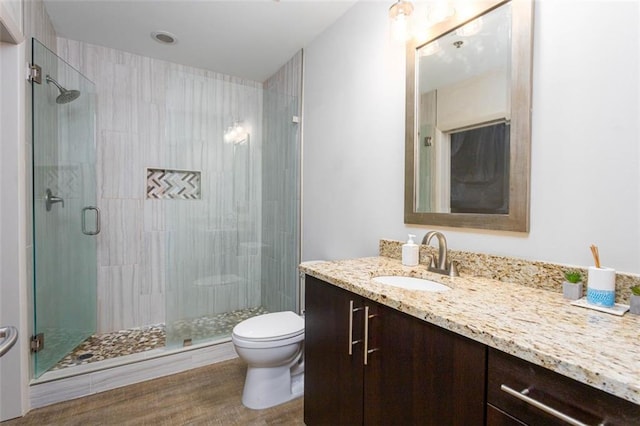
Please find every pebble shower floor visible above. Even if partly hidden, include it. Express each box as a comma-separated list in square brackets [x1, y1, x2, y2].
[51, 307, 269, 371]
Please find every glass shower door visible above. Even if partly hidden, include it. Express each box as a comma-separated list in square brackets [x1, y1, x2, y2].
[31, 39, 97, 377]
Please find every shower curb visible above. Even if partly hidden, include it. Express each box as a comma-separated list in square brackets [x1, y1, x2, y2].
[29, 340, 237, 409]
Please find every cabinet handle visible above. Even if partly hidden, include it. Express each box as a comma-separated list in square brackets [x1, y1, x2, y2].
[363, 306, 379, 365]
[348, 301, 363, 355]
[500, 384, 592, 426]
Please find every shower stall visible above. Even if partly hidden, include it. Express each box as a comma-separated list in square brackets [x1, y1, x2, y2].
[30, 38, 302, 379]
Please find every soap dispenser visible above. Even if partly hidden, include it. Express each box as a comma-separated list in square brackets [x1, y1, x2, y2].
[402, 234, 419, 266]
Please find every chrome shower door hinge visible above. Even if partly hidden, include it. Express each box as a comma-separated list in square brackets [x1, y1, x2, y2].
[30, 333, 44, 353]
[28, 63, 42, 84]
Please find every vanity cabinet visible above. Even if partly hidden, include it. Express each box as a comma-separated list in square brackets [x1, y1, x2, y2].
[304, 275, 486, 425]
[487, 348, 640, 425]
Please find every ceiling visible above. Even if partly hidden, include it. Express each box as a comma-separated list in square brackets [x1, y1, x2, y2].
[43, 0, 357, 82]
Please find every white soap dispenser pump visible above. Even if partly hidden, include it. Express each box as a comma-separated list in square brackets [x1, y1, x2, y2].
[402, 234, 419, 267]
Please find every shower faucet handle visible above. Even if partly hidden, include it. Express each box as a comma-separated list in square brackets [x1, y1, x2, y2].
[45, 188, 64, 211]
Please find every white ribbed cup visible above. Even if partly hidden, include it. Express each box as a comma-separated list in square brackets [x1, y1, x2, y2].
[587, 266, 616, 306]
[587, 267, 616, 291]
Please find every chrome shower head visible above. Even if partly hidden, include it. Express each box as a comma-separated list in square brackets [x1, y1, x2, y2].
[45, 75, 81, 104]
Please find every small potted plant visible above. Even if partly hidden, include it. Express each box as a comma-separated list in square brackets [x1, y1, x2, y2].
[562, 270, 583, 300]
[630, 285, 640, 314]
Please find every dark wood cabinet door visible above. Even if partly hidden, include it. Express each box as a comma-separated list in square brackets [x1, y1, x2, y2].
[364, 303, 487, 426]
[304, 276, 365, 426]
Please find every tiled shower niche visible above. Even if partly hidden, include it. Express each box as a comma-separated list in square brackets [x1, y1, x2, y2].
[146, 168, 201, 200]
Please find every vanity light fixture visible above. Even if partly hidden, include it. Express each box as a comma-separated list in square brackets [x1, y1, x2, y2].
[224, 121, 249, 145]
[389, 0, 414, 42]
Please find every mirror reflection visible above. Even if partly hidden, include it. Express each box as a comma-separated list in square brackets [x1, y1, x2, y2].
[415, 3, 511, 214]
[405, 0, 533, 232]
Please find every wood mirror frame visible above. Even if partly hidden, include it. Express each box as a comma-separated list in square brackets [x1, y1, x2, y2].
[404, 0, 533, 232]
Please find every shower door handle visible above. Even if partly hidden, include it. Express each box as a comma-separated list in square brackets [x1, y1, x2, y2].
[81, 206, 101, 235]
[0, 326, 18, 358]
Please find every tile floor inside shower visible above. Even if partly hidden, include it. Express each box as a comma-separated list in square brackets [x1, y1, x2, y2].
[50, 306, 269, 371]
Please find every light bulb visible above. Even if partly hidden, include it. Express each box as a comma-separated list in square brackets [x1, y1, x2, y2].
[389, 1, 414, 42]
[391, 13, 409, 42]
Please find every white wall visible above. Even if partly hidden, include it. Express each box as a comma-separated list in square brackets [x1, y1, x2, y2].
[303, 1, 406, 261]
[303, 0, 640, 274]
[0, 40, 27, 421]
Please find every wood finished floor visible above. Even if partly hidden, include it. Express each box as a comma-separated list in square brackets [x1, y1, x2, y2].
[4, 358, 304, 425]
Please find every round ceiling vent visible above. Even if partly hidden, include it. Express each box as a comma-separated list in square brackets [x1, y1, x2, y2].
[151, 31, 177, 45]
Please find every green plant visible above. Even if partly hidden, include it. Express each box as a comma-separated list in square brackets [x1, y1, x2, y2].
[631, 285, 640, 296]
[564, 270, 582, 284]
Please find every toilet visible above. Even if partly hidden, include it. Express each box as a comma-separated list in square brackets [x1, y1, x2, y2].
[232, 311, 305, 409]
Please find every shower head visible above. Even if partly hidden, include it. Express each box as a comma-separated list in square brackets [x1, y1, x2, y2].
[45, 75, 81, 104]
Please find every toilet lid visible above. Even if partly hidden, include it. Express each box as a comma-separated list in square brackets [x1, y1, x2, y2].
[232, 311, 304, 341]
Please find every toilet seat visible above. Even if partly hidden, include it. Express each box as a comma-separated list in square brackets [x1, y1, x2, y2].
[232, 311, 304, 342]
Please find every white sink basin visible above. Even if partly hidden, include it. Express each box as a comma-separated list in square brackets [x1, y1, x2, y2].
[372, 276, 450, 292]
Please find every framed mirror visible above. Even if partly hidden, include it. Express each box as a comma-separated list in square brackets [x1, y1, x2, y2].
[404, 0, 533, 232]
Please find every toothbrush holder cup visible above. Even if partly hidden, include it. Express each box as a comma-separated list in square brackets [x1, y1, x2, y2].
[587, 266, 616, 307]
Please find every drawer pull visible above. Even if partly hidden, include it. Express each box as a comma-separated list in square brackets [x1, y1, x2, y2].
[500, 384, 592, 426]
[348, 301, 363, 355]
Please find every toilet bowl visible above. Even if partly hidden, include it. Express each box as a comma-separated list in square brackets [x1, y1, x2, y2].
[232, 311, 304, 409]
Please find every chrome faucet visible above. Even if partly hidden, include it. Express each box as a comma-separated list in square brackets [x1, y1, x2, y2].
[421, 231, 459, 277]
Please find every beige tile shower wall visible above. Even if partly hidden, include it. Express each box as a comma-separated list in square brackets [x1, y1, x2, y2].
[58, 38, 263, 333]
[261, 51, 302, 313]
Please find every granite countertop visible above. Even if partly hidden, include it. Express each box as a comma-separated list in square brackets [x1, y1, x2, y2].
[299, 256, 640, 405]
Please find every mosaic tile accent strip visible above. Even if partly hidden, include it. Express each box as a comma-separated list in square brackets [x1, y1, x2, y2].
[379, 239, 640, 304]
[52, 307, 268, 371]
[146, 168, 201, 200]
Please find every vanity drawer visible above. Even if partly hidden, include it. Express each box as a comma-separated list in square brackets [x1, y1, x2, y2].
[487, 348, 640, 426]
[487, 404, 526, 426]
